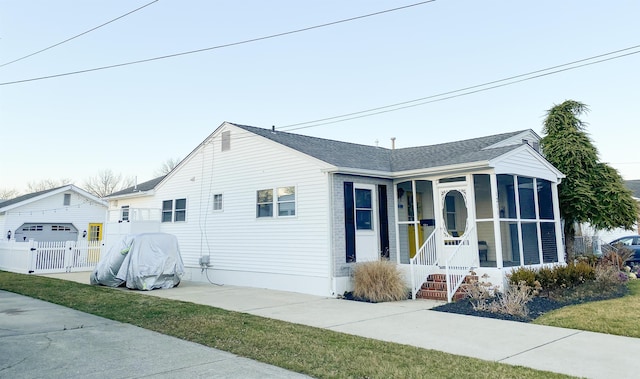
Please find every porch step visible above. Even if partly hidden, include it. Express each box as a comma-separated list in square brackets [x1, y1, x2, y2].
[416, 274, 477, 301]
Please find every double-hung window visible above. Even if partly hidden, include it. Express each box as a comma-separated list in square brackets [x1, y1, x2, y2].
[121, 205, 130, 221]
[162, 198, 187, 222]
[213, 194, 223, 211]
[256, 186, 296, 218]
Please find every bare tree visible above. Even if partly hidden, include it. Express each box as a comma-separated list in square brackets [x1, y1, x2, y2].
[155, 157, 181, 176]
[26, 178, 73, 193]
[0, 188, 20, 200]
[83, 170, 135, 198]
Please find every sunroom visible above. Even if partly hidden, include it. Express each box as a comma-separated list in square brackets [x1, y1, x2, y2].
[394, 168, 565, 301]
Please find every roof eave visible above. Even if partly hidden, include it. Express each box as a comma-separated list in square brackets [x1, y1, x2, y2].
[104, 190, 156, 201]
[389, 161, 491, 179]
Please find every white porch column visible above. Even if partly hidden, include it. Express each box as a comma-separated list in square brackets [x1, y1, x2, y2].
[551, 181, 565, 264]
[490, 173, 503, 268]
[393, 182, 401, 264]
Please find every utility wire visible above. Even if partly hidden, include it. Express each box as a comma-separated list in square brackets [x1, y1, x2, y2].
[0, 0, 159, 68]
[279, 46, 640, 131]
[0, 0, 435, 86]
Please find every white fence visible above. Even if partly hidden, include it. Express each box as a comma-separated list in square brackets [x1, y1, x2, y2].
[0, 240, 104, 274]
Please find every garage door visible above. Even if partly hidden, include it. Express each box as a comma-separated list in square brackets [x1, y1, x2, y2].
[14, 223, 78, 242]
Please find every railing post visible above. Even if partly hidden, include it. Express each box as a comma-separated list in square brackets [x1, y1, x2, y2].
[410, 257, 416, 300]
[28, 240, 37, 273]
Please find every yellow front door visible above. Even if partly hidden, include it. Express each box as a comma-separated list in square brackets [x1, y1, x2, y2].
[88, 223, 102, 241]
[408, 224, 424, 258]
[87, 223, 102, 263]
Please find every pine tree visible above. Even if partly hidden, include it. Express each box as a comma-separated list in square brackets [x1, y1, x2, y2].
[541, 100, 638, 259]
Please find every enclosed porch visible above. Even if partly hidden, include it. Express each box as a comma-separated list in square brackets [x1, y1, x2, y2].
[393, 172, 565, 301]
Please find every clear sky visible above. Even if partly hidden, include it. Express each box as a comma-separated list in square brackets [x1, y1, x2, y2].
[1, 1, 639, 194]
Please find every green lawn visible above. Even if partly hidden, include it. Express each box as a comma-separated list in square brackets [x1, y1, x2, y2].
[534, 280, 640, 338]
[0, 271, 572, 379]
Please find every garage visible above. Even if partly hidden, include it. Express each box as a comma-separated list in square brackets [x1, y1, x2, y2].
[14, 223, 78, 242]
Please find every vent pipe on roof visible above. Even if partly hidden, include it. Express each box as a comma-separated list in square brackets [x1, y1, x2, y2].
[271, 125, 276, 133]
[391, 137, 396, 150]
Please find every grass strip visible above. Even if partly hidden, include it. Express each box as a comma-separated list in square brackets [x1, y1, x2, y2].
[1, 271, 572, 379]
[534, 280, 640, 338]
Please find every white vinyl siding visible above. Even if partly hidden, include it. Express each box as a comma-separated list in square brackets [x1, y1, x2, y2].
[493, 148, 560, 183]
[0, 191, 106, 244]
[133, 124, 334, 294]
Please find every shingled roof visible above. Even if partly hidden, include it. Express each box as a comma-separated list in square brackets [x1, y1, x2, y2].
[232, 123, 527, 172]
[0, 186, 65, 210]
[105, 124, 536, 198]
[107, 175, 166, 198]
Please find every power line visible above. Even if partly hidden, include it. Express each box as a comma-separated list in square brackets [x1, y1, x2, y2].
[0, 0, 435, 86]
[279, 46, 640, 131]
[0, 0, 159, 68]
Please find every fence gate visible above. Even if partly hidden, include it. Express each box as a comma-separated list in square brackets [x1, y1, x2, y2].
[30, 240, 104, 274]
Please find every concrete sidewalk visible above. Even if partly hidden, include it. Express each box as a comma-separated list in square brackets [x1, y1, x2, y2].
[42, 272, 640, 378]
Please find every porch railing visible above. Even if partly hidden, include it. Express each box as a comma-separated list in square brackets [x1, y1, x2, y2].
[0, 240, 104, 274]
[410, 228, 439, 300]
[445, 225, 476, 303]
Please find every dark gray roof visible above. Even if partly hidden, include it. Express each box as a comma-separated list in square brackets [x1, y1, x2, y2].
[389, 131, 525, 171]
[0, 186, 67, 210]
[233, 123, 526, 172]
[625, 180, 640, 198]
[107, 176, 166, 197]
[232, 124, 393, 171]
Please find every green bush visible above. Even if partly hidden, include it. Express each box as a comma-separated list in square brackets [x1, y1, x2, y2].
[510, 263, 595, 293]
[352, 260, 408, 302]
[536, 266, 557, 293]
[508, 267, 537, 287]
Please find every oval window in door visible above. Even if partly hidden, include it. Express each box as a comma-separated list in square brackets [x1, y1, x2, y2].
[443, 190, 467, 237]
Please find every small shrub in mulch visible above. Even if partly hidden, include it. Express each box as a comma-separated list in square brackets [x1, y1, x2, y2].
[433, 282, 628, 322]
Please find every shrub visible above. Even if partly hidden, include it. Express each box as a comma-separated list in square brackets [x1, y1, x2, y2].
[601, 244, 635, 269]
[463, 274, 495, 311]
[536, 266, 557, 294]
[352, 261, 408, 302]
[488, 281, 538, 317]
[508, 267, 537, 287]
[595, 264, 627, 290]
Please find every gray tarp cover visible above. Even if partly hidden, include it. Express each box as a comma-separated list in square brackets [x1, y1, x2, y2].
[90, 233, 184, 290]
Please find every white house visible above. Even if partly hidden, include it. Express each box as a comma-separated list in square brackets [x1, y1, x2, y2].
[104, 122, 565, 299]
[0, 185, 107, 243]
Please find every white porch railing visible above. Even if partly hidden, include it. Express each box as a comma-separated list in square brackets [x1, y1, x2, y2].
[108, 208, 161, 222]
[409, 228, 439, 300]
[0, 240, 103, 274]
[445, 225, 476, 303]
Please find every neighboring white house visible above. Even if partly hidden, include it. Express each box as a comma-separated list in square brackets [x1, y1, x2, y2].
[578, 180, 640, 245]
[0, 185, 108, 243]
[104, 122, 565, 298]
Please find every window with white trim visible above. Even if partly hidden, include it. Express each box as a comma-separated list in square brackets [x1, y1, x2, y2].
[161, 198, 187, 222]
[121, 205, 130, 221]
[277, 186, 296, 216]
[257, 187, 296, 218]
[256, 189, 273, 218]
[213, 194, 223, 211]
[63, 193, 71, 206]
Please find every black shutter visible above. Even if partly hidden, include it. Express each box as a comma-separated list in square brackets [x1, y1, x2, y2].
[344, 182, 356, 262]
[378, 185, 390, 258]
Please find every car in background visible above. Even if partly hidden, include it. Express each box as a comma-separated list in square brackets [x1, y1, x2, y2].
[609, 235, 640, 266]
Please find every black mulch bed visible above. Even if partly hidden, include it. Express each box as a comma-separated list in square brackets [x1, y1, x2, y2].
[432, 285, 629, 322]
[343, 285, 628, 323]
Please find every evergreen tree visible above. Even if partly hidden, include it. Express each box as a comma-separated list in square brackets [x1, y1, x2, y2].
[541, 100, 638, 259]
